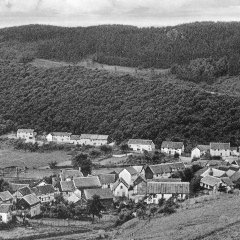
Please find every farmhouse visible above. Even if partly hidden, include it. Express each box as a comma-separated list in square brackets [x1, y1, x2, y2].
[18, 194, 41, 217]
[15, 186, 32, 199]
[128, 139, 155, 152]
[98, 174, 116, 190]
[60, 181, 81, 203]
[17, 129, 36, 142]
[83, 188, 114, 209]
[0, 191, 13, 204]
[0, 204, 12, 223]
[79, 134, 109, 146]
[145, 162, 185, 179]
[191, 145, 210, 159]
[32, 184, 56, 203]
[201, 168, 226, 178]
[146, 182, 189, 204]
[112, 178, 129, 197]
[46, 132, 72, 143]
[200, 175, 222, 191]
[73, 176, 102, 191]
[210, 142, 231, 157]
[161, 141, 184, 155]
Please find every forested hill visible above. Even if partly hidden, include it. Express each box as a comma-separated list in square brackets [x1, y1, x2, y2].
[1, 60, 240, 149]
[1, 22, 240, 68]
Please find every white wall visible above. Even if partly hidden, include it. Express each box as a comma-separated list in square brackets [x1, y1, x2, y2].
[0, 212, 12, 223]
[129, 143, 154, 152]
[119, 169, 131, 185]
[191, 148, 201, 159]
[210, 149, 230, 157]
[161, 148, 183, 155]
[114, 183, 128, 197]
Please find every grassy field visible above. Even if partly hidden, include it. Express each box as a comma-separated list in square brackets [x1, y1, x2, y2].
[0, 148, 71, 169]
[114, 194, 240, 240]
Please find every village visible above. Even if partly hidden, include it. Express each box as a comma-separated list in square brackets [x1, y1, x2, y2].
[0, 128, 239, 238]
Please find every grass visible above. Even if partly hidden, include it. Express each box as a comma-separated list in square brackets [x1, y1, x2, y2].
[115, 194, 240, 240]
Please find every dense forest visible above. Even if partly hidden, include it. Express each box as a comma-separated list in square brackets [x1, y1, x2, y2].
[1, 22, 240, 68]
[0, 60, 240, 149]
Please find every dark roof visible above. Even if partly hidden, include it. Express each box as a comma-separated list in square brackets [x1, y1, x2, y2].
[22, 194, 40, 206]
[60, 181, 75, 192]
[147, 182, 189, 194]
[230, 171, 240, 182]
[200, 176, 222, 187]
[0, 204, 12, 213]
[161, 141, 184, 149]
[221, 177, 234, 186]
[32, 184, 55, 196]
[51, 132, 72, 137]
[10, 183, 29, 192]
[128, 139, 153, 145]
[70, 135, 81, 141]
[210, 142, 230, 150]
[147, 178, 182, 182]
[80, 134, 108, 140]
[195, 145, 210, 151]
[0, 191, 13, 202]
[133, 175, 146, 187]
[84, 188, 113, 200]
[98, 174, 115, 185]
[147, 162, 185, 175]
[73, 176, 101, 189]
[18, 187, 32, 196]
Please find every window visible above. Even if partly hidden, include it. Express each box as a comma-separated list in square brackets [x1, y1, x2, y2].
[120, 186, 123, 189]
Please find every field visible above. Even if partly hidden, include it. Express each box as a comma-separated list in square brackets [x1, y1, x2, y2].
[0, 148, 71, 169]
[114, 194, 240, 240]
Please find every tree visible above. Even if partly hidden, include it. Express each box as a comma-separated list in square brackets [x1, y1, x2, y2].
[87, 194, 105, 223]
[100, 145, 112, 155]
[190, 176, 202, 195]
[120, 143, 130, 153]
[48, 161, 57, 169]
[72, 153, 92, 176]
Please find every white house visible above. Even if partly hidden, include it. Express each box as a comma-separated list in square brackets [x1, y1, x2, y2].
[200, 175, 222, 191]
[0, 204, 12, 223]
[112, 178, 129, 197]
[79, 134, 109, 146]
[17, 129, 36, 143]
[161, 141, 184, 155]
[46, 132, 72, 144]
[128, 139, 155, 152]
[191, 145, 210, 159]
[70, 135, 81, 145]
[210, 142, 231, 157]
[118, 169, 132, 186]
[146, 182, 189, 204]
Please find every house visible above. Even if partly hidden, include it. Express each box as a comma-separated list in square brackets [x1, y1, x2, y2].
[73, 176, 102, 192]
[200, 175, 222, 191]
[133, 175, 147, 195]
[18, 194, 41, 217]
[0, 191, 14, 204]
[146, 182, 189, 204]
[83, 188, 114, 209]
[46, 132, 72, 144]
[70, 135, 81, 145]
[230, 170, 240, 183]
[60, 169, 83, 181]
[112, 178, 129, 198]
[14, 186, 32, 199]
[60, 180, 81, 203]
[230, 147, 239, 156]
[79, 134, 109, 146]
[31, 184, 56, 203]
[145, 162, 185, 179]
[210, 142, 231, 157]
[200, 168, 226, 178]
[98, 174, 116, 190]
[17, 129, 36, 142]
[128, 139, 155, 152]
[225, 166, 239, 177]
[0, 204, 12, 223]
[118, 169, 132, 186]
[191, 145, 210, 159]
[220, 177, 234, 191]
[161, 141, 184, 155]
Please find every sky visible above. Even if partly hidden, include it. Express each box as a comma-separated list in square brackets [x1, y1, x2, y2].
[0, 0, 240, 28]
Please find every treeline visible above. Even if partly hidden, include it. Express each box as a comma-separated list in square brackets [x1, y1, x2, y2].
[1, 61, 240, 148]
[2, 22, 240, 68]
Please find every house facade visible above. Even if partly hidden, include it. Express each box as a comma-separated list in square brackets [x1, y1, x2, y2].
[18, 194, 41, 217]
[112, 178, 129, 197]
[191, 145, 210, 159]
[79, 134, 109, 146]
[128, 139, 155, 152]
[210, 142, 231, 157]
[0, 204, 12, 223]
[17, 129, 36, 142]
[98, 174, 116, 190]
[118, 169, 132, 186]
[0, 191, 14, 204]
[46, 132, 72, 144]
[32, 184, 56, 203]
[161, 141, 184, 155]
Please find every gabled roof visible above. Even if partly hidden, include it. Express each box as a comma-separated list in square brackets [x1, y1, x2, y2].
[226, 169, 238, 178]
[201, 168, 226, 178]
[147, 182, 189, 194]
[60, 181, 75, 192]
[50, 132, 72, 137]
[133, 175, 146, 187]
[221, 177, 234, 186]
[84, 188, 113, 200]
[210, 142, 230, 150]
[194, 145, 210, 151]
[230, 170, 240, 182]
[200, 175, 222, 187]
[73, 176, 101, 189]
[32, 184, 55, 196]
[0, 204, 12, 213]
[230, 147, 238, 151]
[161, 141, 184, 149]
[147, 162, 185, 175]
[17, 129, 34, 133]
[29, 179, 47, 188]
[128, 139, 153, 145]
[125, 166, 138, 175]
[18, 187, 32, 197]
[80, 134, 108, 140]
[0, 191, 13, 202]
[112, 177, 129, 191]
[22, 194, 40, 206]
[70, 135, 81, 141]
[98, 174, 116, 185]
[60, 169, 83, 181]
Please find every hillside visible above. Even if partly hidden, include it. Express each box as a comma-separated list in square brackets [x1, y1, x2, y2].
[1, 60, 240, 148]
[1, 22, 240, 68]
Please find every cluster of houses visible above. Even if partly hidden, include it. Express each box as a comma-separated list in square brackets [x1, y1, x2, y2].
[0, 161, 190, 223]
